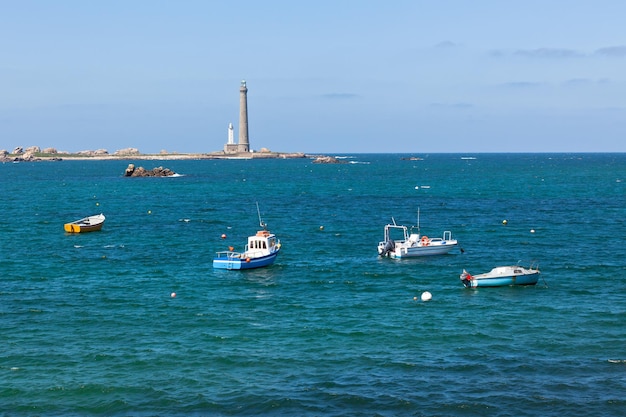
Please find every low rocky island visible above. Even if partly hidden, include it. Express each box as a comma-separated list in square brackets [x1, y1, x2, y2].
[312, 156, 346, 164]
[124, 164, 176, 177]
[123, 164, 177, 177]
[1, 146, 310, 162]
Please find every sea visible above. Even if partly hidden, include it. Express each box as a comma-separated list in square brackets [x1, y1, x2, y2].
[1, 153, 625, 417]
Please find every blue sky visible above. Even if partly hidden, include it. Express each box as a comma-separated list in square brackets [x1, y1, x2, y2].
[1, 0, 625, 154]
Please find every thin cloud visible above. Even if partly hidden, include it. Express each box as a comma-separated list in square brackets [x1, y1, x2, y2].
[514, 48, 582, 58]
[430, 102, 473, 109]
[595, 45, 626, 57]
[433, 41, 459, 49]
[492, 46, 626, 59]
[563, 78, 593, 86]
[320, 93, 360, 100]
[499, 81, 543, 88]
[489, 49, 507, 58]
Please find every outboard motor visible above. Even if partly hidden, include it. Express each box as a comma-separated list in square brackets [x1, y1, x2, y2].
[380, 239, 395, 257]
[460, 269, 473, 287]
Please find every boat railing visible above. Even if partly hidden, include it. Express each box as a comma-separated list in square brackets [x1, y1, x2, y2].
[385, 224, 410, 241]
[528, 260, 540, 271]
[215, 250, 242, 259]
[245, 249, 266, 258]
[442, 231, 452, 240]
[516, 259, 540, 271]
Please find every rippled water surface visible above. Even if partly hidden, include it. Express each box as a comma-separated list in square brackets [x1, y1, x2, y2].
[1, 154, 625, 416]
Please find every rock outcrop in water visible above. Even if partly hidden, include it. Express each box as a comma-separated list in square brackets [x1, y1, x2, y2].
[312, 156, 346, 164]
[124, 164, 177, 177]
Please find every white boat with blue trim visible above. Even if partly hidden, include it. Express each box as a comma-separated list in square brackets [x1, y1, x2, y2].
[460, 262, 540, 288]
[213, 205, 281, 270]
[377, 210, 458, 258]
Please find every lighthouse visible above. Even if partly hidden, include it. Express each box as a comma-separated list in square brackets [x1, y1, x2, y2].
[227, 123, 234, 144]
[224, 81, 251, 154]
[237, 80, 250, 153]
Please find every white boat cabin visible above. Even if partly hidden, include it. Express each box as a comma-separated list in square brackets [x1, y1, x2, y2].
[245, 230, 278, 258]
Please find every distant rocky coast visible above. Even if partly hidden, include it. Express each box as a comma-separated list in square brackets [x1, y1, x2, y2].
[0, 146, 310, 162]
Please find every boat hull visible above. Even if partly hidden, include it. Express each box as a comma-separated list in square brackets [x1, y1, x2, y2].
[378, 222, 458, 258]
[213, 251, 279, 270]
[461, 266, 540, 288]
[64, 214, 105, 233]
[64, 223, 104, 233]
[385, 242, 457, 258]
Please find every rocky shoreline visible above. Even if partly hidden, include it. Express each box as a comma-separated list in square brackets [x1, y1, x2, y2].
[1, 146, 312, 162]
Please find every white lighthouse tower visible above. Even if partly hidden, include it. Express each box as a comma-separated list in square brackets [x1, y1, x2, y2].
[227, 122, 234, 144]
[224, 122, 237, 153]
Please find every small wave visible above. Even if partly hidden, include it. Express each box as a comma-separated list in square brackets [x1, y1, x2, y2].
[461, 157, 476, 160]
[168, 173, 184, 177]
[348, 161, 370, 164]
[608, 359, 626, 364]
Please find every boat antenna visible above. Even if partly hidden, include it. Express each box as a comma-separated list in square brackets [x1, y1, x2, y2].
[256, 202, 267, 229]
[417, 207, 421, 235]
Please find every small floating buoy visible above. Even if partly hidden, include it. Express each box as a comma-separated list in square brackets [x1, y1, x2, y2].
[319, 226, 324, 230]
[421, 291, 432, 302]
[221, 234, 227, 239]
[502, 219, 508, 225]
[530, 229, 535, 233]
[170, 292, 176, 298]
[148, 210, 152, 214]
[96, 202, 100, 206]
[228, 246, 234, 251]
[413, 296, 418, 301]
[414, 186, 419, 190]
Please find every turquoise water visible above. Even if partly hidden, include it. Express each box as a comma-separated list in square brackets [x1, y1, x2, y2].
[1, 154, 625, 416]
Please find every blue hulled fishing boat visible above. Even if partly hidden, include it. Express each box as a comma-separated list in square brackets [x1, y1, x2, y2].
[213, 204, 281, 270]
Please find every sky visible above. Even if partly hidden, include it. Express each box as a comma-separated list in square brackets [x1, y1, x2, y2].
[1, 0, 626, 154]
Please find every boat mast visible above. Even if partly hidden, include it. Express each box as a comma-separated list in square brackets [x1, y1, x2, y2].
[256, 202, 267, 229]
